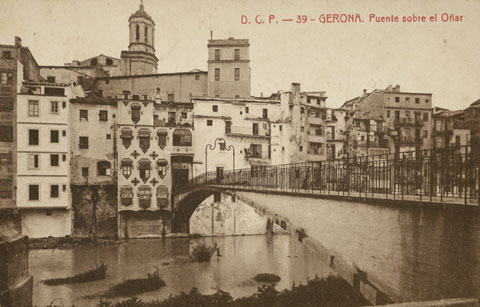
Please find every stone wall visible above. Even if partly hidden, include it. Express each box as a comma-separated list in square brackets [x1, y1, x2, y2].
[72, 185, 117, 238]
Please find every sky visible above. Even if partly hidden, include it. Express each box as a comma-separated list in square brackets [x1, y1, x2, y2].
[0, 0, 479, 109]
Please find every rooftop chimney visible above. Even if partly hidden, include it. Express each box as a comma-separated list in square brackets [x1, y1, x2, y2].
[363, 89, 367, 97]
[14, 36, 22, 47]
[291, 83, 301, 96]
[393, 85, 400, 92]
[386, 85, 393, 92]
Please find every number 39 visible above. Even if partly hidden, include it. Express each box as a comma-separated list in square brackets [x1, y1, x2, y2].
[296, 15, 307, 23]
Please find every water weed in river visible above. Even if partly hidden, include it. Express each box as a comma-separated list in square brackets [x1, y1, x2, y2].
[43, 262, 107, 285]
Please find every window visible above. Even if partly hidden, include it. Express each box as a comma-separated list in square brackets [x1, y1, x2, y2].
[2, 51, 11, 59]
[1, 73, 7, 85]
[395, 97, 400, 103]
[173, 129, 192, 146]
[50, 130, 59, 143]
[249, 144, 262, 158]
[157, 130, 167, 149]
[50, 154, 59, 166]
[63, 185, 66, 191]
[80, 109, 88, 120]
[225, 121, 232, 134]
[195, 75, 200, 80]
[405, 97, 410, 102]
[121, 159, 132, 179]
[214, 68, 220, 81]
[50, 101, 59, 113]
[28, 154, 39, 169]
[424, 130, 428, 138]
[121, 128, 133, 149]
[299, 146, 303, 152]
[252, 123, 258, 135]
[29, 185, 39, 201]
[387, 110, 390, 118]
[212, 105, 218, 112]
[219, 141, 226, 151]
[79, 136, 89, 149]
[309, 142, 323, 155]
[28, 100, 39, 117]
[279, 125, 282, 131]
[62, 130, 66, 137]
[262, 108, 268, 119]
[215, 49, 220, 61]
[29, 129, 39, 145]
[234, 68, 240, 81]
[90, 59, 97, 66]
[47, 76, 56, 83]
[131, 104, 141, 123]
[46, 209, 52, 216]
[181, 112, 187, 119]
[106, 134, 111, 140]
[82, 167, 88, 177]
[415, 98, 420, 104]
[62, 154, 66, 161]
[207, 120, 213, 126]
[139, 159, 151, 183]
[97, 161, 111, 176]
[235, 95, 240, 98]
[50, 185, 59, 198]
[301, 126, 305, 132]
[234, 49, 240, 60]
[144, 25, 148, 42]
[157, 159, 168, 178]
[99, 110, 108, 121]
[426, 99, 430, 103]
[246, 107, 249, 113]
[106, 58, 113, 66]
[62, 101, 66, 109]
[167, 94, 174, 102]
[135, 24, 140, 41]
[423, 112, 428, 121]
[300, 107, 305, 114]
[138, 129, 150, 153]
[455, 135, 460, 146]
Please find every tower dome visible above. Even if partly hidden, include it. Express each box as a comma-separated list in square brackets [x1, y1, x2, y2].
[120, 0, 158, 75]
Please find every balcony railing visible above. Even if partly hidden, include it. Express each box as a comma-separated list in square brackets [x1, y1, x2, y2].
[154, 119, 193, 127]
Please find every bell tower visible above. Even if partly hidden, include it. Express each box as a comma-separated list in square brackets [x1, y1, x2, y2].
[121, 0, 158, 76]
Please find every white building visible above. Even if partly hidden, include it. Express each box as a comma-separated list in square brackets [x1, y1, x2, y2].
[16, 81, 76, 238]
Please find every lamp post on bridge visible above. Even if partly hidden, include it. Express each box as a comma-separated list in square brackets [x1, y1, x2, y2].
[205, 137, 235, 236]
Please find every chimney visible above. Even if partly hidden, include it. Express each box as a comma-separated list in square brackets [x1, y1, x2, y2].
[363, 89, 367, 97]
[386, 85, 393, 92]
[14, 36, 22, 47]
[393, 85, 400, 92]
[291, 83, 301, 96]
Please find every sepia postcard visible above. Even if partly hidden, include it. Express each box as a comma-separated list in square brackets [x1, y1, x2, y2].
[0, 0, 479, 306]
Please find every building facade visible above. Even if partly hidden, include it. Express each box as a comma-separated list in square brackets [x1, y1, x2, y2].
[16, 82, 73, 238]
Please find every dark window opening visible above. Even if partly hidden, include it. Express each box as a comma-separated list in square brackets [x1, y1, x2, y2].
[106, 58, 113, 66]
[214, 49, 220, 61]
[173, 129, 192, 146]
[79, 136, 89, 149]
[214, 68, 220, 81]
[234, 49, 240, 60]
[212, 105, 218, 112]
[99, 110, 108, 121]
[80, 109, 88, 121]
[82, 167, 88, 177]
[29, 129, 39, 145]
[51, 185, 59, 198]
[207, 120, 213, 126]
[50, 154, 59, 166]
[97, 161, 111, 176]
[50, 130, 59, 143]
[29, 185, 39, 201]
[90, 58, 97, 66]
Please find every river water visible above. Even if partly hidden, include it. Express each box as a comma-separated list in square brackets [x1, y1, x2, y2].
[29, 234, 333, 307]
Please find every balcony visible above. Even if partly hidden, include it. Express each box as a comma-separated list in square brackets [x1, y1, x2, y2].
[394, 117, 423, 127]
[307, 116, 324, 125]
[154, 118, 193, 128]
[226, 126, 270, 139]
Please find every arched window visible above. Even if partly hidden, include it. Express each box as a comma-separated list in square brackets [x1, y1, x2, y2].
[138, 129, 150, 153]
[156, 185, 169, 210]
[173, 129, 192, 147]
[131, 104, 141, 124]
[135, 24, 140, 41]
[138, 185, 152, 209]
[157, 130, 167, 149]
[120, 186, 133, 206]
[120, 128, 133, 149]
[121, 159, 133, 179]
[144, 25, 148, 43]
[138, 158, 151, 183]
[97, 161, 111, 176]
[156, 159, 168, 179]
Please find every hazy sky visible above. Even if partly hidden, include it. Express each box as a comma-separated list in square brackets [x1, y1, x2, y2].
[1, 0, 479, 109]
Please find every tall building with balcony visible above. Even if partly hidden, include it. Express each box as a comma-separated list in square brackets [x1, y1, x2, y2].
[192, 95, 289, 177]
[207, 38, 251, 98]
[342, 85, 432, 158]
[325, 108, 347, 160]
[16, 82, 74, 238]
[284, 83, 328, 162]
[116, 93, 194, 238]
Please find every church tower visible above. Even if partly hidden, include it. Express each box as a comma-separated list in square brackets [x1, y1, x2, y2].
[121, 1, 158, 75]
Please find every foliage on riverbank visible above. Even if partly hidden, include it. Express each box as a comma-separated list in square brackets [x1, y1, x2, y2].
[191, 242, 216, 262]
[96, 275, 370, 307]
[43, 263, 107, 285]
[30, 236, 119, 250]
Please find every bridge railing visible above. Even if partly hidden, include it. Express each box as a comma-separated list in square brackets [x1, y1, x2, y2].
[178, 145, 480, 205]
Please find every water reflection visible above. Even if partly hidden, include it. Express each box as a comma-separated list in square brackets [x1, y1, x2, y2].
[30, 234, 332, 307]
